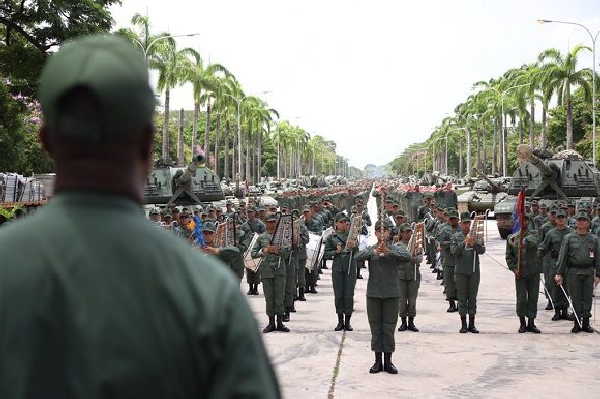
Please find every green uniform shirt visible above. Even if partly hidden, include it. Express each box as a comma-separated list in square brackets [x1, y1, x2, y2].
[537, 226, 571, 271]
[324, 231, 358, 273]
[357, 244, 409, 297]
[439, 224, 461, 267]
[0, 191, 280, 398]
[450, 231, 486, 275]
[556, 232, 600, 277]
[506, 227, 540, 276]
[251, 232, 290, 278]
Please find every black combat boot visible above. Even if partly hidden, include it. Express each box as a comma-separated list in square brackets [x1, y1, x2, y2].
[310, 285, 318, 294]
[290, 303, 296, 313]
[334, 313, 344, 331]
[357, 272, 363, 279]
[398, 317, 408, 332]
[282, 311, 290, 322]
[408, 317, 419, 332]
[459, 315, 468, 333]
[298, 287, 307, 301]
[276, 315, 290, 332]
[527, 318, 541, 334]
[571, 319, 581, 333]
[344, 314, 353, 331]
[551, 309, 561, 321]
[247, 284, 253, 295]
[436, 270, 443, 280]
[565, 311, 575, 321]
[468, 315, 479, 334]
[252, 283, 259, 295]
[383, 353, 398, 374]
[582, 318, 594, 333]
[518, 317, 527, 333]
[369, 352, 383, 374]
[263, 316, 276, 333]
[545, 300, 553, 311]
[446, 300, 457, 313]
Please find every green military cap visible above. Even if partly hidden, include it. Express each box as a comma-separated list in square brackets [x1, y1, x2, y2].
[549, 206, 558, 214]
[460, 211, 472, 222]
[556, 209, 567, 218]
[576, 211, 590, 221]
[302, 207, 311, 213]
[201, 221, 217, 233]
[238, 202, 246, 207]
[163, 211, 173, 219]
[447, 209, 459, 219]
[335, 212, 350, 223]
[39, 34, 155, 141]
[208, 207, 216, 212]
[374, 219, 392, 230]
[247, 207, 257, 213]
[399, 223, 413, 232]
[265, 214, 278, 222]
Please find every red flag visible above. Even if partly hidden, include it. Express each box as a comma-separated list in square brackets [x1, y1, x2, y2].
[512, 188, 526, 234]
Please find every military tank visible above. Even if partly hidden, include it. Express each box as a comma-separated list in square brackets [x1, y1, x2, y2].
[144, 160, 224, 205]
[493, 145, 600, 239]
[457, 172, 508, 214]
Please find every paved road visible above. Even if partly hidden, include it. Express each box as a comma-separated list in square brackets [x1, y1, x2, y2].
[245, 220, 600, 399]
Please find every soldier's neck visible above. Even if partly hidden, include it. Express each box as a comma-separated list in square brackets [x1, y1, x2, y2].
[54, 160, 145, 204]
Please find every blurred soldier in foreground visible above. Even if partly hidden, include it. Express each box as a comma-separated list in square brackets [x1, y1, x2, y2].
[0, 35, 280, 398]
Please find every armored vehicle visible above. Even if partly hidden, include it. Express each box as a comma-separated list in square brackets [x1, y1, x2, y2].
[493, 145, 600, 239]
[457, 173, 508, 214]
[144, 163, 224, 205]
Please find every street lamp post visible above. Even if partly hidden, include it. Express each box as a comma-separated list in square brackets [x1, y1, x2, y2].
[538, 19, 600, 165]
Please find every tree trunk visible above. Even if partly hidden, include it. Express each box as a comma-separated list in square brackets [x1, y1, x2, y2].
[519, 118, 524, 144]
[177, 108, 185, 166]
[204, 102, 211, 159]
[466, 128, 471, 176]
[215, 114, 221, 177]
[162, 88, 170, 162]
[245, 129, 251, 185]
[502, 114, 508, 176]
[192, 101, 199, 157]
[529, 99, 535, 147]
[482, 128, 487, 173]
[542, 103, 548, 148]
[492, 118, 497, 175]
[566, 89, 574, 149]
[476, 127, 481, 171]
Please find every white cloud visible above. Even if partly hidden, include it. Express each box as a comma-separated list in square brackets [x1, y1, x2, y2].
[110, 0, 600, 169]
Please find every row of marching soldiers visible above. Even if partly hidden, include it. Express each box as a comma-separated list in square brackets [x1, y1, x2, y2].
[415, 196, 486, 334]
[506, 200, 600, 334]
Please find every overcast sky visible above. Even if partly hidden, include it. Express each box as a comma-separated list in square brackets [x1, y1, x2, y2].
[110, 0, 600, 169]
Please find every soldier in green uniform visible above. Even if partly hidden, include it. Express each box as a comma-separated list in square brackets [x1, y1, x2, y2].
[396, 223, 423, 332]
[506, 217, 541, 333]
[356, 220, 405, 375]
[533, 202, 549, 232]
[324, 213, 358, 331]
[567, 202, 577, 229]
[555, 211, 600, 333]
[451, 212, 485, 333]
[304, 207, 323, 293]
[252, 214, 291, 333]
[538, 206, 559, 311]
[200, 221, 243, 277]
[538, 209, 572, 321]
[0, 34, 280, 398]
[439, 209, 461, 312]
[294, 210, 310, 302]
[242, 208, 266, 295]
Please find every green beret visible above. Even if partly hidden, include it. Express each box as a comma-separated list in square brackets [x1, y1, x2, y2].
[39, 34, 155, 141]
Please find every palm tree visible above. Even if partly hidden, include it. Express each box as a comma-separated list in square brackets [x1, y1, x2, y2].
[181, 48, 231, 160]
[148, 38, 189, 163]
[538, 45, 593, 149]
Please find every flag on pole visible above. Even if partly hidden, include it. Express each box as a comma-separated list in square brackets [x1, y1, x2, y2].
[512, 188, 526, 234]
